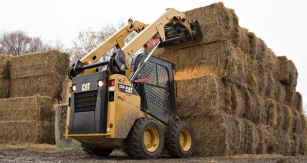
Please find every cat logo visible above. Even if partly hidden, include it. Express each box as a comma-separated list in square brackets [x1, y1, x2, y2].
[126, 86, 133, 93]
[118, 84, 137, 95]
[82, 83, 90, 91]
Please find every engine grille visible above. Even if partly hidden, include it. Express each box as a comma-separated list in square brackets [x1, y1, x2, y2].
[74, 91, 98, 112]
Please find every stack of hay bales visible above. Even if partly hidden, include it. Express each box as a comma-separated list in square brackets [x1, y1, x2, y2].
[147, 2, 306, 156]
[0, 50, 70, 144]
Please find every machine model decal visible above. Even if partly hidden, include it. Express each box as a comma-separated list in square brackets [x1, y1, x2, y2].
[118, 84, 137, 95]
[82, 83, 90, 91]
[108, 87, 115, 91]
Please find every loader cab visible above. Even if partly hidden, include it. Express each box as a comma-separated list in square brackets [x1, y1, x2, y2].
[68, 53, 177, 135]
[131, 54, 177, 125]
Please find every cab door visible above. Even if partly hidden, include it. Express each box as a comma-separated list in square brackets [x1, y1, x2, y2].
[135, 55, 176, 125]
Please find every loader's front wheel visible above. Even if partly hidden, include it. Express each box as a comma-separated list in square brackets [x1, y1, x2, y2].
[127, 117, 164, 158]
[165, 121, 195, 158]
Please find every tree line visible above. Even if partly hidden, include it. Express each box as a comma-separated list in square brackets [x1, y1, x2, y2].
[0, 22, 138, 62]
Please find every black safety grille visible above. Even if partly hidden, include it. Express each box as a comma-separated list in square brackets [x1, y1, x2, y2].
[74, 91, 98, 112]
[143, 61, 172, 114]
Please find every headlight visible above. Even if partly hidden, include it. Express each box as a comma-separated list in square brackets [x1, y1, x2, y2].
[72, 85, 77, 91]
[98, 80, 103, 87]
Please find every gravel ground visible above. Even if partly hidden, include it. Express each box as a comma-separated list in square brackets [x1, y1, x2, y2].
[0, 144, 306, 163]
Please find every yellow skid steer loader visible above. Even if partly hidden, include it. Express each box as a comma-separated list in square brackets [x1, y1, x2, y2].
[65, 8, 203, 158]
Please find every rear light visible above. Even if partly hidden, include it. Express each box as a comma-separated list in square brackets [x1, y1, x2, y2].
[110, 123, 113, 128]
[67, 125, 69, 130]
[109, 80, 115, 86]
[69, 87, 72, 93]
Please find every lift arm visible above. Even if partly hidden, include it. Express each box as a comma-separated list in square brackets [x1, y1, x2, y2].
[121, 8, 193, 69]
[69, 8, 201, 78]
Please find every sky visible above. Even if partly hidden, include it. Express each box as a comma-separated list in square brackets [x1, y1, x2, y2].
[0, 0, 306, 108]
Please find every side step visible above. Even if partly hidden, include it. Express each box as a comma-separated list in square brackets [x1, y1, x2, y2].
[159, 20, 203, 47]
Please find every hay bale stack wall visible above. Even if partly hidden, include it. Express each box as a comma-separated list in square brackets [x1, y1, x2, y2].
[0, 50, 70, 144]
[146, 2, 306, 156]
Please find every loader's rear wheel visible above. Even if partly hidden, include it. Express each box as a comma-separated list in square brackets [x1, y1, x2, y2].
[82, 144, 113, 157]
[165, 121, 195, 158]
[127, 117, 164, 158]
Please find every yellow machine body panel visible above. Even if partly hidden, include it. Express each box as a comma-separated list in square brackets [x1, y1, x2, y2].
[105, 74, 146, 138]
[65, 74, 146, 147]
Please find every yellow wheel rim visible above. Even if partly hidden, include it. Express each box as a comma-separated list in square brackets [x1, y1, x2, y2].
[180, 129, 192, 151]
[143, 126, 160, 152]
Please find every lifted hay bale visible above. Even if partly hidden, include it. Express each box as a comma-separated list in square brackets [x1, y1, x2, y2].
[0, 121, 55, 144]
[164, 2, 240, 50]
[10, 50, 70, 79]
[0, 96, 55, 121]
[55, 104, 82, 149]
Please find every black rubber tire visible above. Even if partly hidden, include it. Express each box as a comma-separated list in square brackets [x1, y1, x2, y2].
[127, 117, 164, 159]
[165, 120, 195, 158]
[82, 144, 113, 157]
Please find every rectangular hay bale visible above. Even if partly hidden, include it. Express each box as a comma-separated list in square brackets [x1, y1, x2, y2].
[10, 50, 70, 79]
[55, 104, 82, 149]
[157, 41, 242, 81]
[0, 121, 55, 144]
[181, 114, 281, 156]
[10, 74, 66, 99]
[176, 74, 225, 117]
[0, 96, 55, 121]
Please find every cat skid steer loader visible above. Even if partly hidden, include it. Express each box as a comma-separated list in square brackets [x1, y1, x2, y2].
[65, 8, 203, 158]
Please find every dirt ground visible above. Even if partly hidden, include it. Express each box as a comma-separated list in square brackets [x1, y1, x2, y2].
[0, 144, 306, 163]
